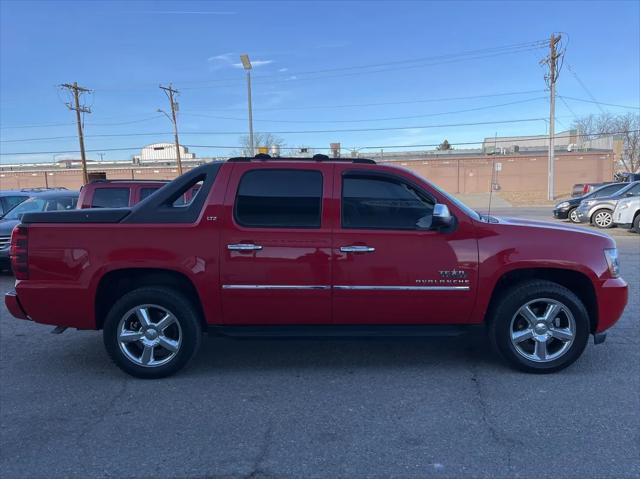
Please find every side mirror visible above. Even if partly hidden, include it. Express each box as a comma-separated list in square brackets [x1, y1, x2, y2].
[416, 204, 453, 231]
[626, 192, 634, 197]
[432, 204, 453, 229]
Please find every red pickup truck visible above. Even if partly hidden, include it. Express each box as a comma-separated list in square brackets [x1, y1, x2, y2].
[5, 155, 628, 378]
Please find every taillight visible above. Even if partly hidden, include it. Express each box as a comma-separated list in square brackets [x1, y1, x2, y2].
[10, 224, 29, 280]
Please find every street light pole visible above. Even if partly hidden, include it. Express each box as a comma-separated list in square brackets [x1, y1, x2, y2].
[240, 54, 254, 156]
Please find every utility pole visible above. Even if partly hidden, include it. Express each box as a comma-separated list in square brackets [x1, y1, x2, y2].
[541, 34, 563, 200]
[60, 82, 91, 185]
[159, 83, 183, 175]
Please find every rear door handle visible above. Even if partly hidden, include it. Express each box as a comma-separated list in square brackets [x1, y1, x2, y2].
[227, 243, 263, 251]
[340, 245, 375, 253]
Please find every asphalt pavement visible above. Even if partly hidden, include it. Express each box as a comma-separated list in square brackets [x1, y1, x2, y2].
[1, 208, 638, 479]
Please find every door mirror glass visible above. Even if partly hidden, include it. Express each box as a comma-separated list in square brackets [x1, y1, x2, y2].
[430, 203, 453, 230]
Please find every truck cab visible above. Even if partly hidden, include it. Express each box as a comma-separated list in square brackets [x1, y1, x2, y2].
[5, 156, 628, 378]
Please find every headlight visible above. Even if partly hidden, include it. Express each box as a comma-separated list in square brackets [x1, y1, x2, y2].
[557, 201, 570, 208]
[604, 248, 620, 278]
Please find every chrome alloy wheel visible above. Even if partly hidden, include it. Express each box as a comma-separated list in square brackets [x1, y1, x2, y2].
[569, 209, 579, 223]
[593, 210, 613, 228]
[509, 298, 576, 363]
[117, 304, 182, 367]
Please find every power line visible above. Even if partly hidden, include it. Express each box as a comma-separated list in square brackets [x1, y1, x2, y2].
[0, 117, 548, 143]
[558, 95, 640, 110]
[3, 129, 636, 156]
[566, 64, 606, 114]
[197, 89, 549, 112]
[182, 97, 548, 124]
[181, 45, 548, 89]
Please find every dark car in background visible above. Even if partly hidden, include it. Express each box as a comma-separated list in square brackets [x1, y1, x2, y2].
[575, 181, 640, 228]
[0, 190, 78, 271]
[0, 188, 67, 216]
[554, 182, 627, 223]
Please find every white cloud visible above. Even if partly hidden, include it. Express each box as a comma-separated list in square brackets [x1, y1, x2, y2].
[278, 68, 289, 72]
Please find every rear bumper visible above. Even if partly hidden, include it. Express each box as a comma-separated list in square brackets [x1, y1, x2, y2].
[595, 277, 628, 333]
[4, 291, 29, 320]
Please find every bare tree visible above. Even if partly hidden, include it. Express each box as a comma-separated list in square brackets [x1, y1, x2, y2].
[572, 112, 640, 173]
[437, 139, 453, 151]
[237, 133, 285, 156]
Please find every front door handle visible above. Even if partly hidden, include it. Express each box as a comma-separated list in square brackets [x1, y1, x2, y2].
[340, 245, 375, 253]
[227, 243, 263, 251]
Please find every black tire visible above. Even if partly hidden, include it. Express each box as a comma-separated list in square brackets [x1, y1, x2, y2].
[633, 214, 640, 233]
[103, 287, 202, 379]
[488, 280, 590, 373]
[591, 208, 614, 228]
[568, 207, 580, 223]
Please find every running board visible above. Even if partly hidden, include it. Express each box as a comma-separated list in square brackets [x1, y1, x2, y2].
[208, 324, 481, 338]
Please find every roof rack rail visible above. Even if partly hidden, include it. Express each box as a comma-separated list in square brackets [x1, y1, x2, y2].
[227, 154, 376, 164]
[88, 179, 170, 184]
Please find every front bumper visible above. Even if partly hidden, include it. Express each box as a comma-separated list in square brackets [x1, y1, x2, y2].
[553, 207, 571, 219]
[595, 277, 628, 333]
[5, 291, 29, 320]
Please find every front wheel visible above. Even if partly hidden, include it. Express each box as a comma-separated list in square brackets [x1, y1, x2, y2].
[489, 280, 590, 373]
[592, 209, 614, 228]
[632, 214, 640, 233]
[568, 207, 580, 223]
[103, 287, 202, 379]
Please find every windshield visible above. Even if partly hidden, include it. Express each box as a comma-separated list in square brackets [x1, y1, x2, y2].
[3, 196, 78, 220]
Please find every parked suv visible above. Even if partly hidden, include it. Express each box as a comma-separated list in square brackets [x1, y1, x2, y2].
[613, 196, 640, 233]
[575, 181, 640, 228]
[78, 180, 168, 208]
[554, 182, 626, 223]
[0, 190, 78, 270]
[5, 156, 628, 378]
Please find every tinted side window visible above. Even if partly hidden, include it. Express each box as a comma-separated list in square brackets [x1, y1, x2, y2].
[594, 185, 622, 197]
[92, 188, 130, 208]
[627, 184, 640, 195]
[235, 170, 322, 228]
[2, 195, 27, 214]
[44, 197, 78, 211]
[140, 187, 160, 201]
[342, 175, 434, 230]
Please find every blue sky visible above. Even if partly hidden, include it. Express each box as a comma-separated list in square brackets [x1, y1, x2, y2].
[1, 0, 639, 163]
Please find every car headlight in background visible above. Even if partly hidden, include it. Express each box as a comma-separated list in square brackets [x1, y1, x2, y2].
[557, 201, 570, 208]
[604, 248, 620, 278]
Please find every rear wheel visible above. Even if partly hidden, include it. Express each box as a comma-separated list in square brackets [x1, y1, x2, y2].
[633, 214, 640, 233]
[103, 287, 202, 379]
[592, 209, 613, 228]
[489, 280, 590, 373]
[568, 207, 580, 223]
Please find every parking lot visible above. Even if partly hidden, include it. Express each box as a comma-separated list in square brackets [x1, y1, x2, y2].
[0, 207, 638, 479]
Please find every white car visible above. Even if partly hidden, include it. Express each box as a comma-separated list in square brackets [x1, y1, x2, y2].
[613, 196, 640, 233]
